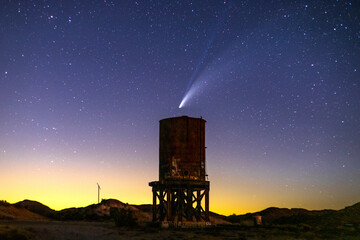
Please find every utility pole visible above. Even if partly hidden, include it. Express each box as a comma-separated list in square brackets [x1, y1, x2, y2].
[97, 183, 101, 204]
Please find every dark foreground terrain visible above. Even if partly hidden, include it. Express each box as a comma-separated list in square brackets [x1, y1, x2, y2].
[0, 219, 359, 240]
[0, 199, 359, 239]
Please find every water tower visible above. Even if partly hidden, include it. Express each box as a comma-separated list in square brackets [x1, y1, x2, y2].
[149, 116, 210, 224]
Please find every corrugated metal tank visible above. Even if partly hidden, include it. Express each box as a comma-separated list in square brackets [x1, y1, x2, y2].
[159, 116, 206, 181]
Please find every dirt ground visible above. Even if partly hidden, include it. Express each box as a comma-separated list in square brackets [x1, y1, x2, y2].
[0, 220, 359, 240]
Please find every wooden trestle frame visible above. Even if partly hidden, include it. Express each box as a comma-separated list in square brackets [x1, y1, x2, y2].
[149, 180, 210, 222]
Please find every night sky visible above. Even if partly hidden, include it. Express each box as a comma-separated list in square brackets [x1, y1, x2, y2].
[1, 0, 359, 215]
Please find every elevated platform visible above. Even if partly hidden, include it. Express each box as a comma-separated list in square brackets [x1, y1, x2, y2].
[149, 179, 210, 189]
[149, 179, 210, 223]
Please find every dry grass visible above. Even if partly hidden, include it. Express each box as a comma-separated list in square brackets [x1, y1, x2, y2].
[0, 206, 47, 221]
[0, 224, 37, 240]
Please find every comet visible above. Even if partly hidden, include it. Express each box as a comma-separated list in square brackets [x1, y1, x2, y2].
[179, 99, 185, 109]
[178, 78, 204, 108]
[179, 39, 214, 109]
[178, 88, 193, 109]
[178, 4, 231, 108]
[178, 86, 195, 108]
[178, 52, 240, 109]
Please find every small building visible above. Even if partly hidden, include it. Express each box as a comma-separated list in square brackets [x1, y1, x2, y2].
[254, 215, 262, 226]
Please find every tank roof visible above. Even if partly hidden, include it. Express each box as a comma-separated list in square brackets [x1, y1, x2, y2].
[159, 115, 206, 122]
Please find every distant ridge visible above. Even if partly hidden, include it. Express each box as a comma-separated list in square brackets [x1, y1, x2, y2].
[0, 199, 229, 224]
[14, 199, 56, 218]
[53, 198, 149, 221]
[225, 202, 360, 228]
[1, 199, 359, 228]
[0, 200, 47, 220]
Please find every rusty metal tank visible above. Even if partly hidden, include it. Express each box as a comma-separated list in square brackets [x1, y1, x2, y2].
[159, 116, 206, 181]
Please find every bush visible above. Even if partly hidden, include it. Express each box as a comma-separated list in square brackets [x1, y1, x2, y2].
[110, 207, 137, 227]
[0, 200, 10, 206]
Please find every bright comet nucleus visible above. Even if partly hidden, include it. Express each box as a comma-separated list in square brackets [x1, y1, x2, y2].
[179, 99, 185, 108]
[178, 81, 200, 108]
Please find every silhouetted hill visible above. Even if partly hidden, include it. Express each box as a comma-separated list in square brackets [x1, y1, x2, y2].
[225, 202, 360, 229]
[0, 200, 48, 220]
[14, 200, 56, 218]
[2, 198, 359, 228]
[270, 203, 360, 228]
[338, 202, 360, 221]
[133, 204, 152, 213]
[317, 202, 360, 227]
[227, 207, 332, 224]
[53, 199, 152, 221]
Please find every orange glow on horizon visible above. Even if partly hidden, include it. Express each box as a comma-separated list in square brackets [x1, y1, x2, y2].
[1, 155, 358, 215]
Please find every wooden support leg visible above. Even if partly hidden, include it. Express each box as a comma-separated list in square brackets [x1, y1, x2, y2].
[205, 189, 209, 221]
[187, 189, 192, 221]
[196, 190, 201, 221]
[159, 190, 165, 221]
[167, 190, 171, 221]
[179, 189, 183, 222]
[152, 189, 157, 221]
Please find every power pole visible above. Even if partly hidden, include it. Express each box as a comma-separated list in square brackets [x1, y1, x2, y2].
[97, 183, 101, 204]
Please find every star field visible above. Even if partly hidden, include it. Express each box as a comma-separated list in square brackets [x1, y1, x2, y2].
[0, 1, 359, 214]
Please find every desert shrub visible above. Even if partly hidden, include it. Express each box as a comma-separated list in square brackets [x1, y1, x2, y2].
[0, 200, 10, 206]
[226, 214, 246, 223]
[298, 223, 312, 231]
[110, 207, 137, 227]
